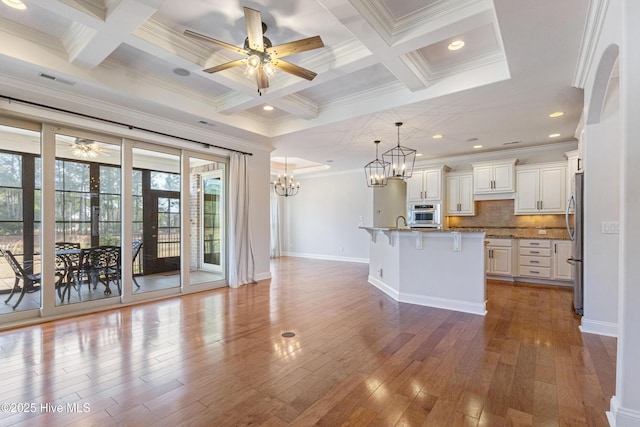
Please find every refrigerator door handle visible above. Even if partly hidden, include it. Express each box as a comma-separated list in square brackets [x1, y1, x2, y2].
[566, 194, 576, 241]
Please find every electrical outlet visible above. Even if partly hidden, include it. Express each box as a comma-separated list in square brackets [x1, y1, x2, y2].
[538, 229, 547, 235]
[378, 265, 383, 278]
[340, 246, 344, 252]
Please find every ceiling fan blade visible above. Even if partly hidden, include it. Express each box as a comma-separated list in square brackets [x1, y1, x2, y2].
[244, 7, 264, 52]
[184, 29, 248, 55]
[271, 59, 318, 81]
[256, 66, 269, 90]
[267, 36, 324, 59]
[203, 58, 247, 73]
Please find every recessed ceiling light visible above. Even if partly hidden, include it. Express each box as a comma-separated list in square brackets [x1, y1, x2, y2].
[432, 134, 443, 139]
[2, 0, 27, 10]
[263, 105, 274, 111]
[448, 40, 465, 51]
[473, 145, 483, 149]
[549, 111, 564, 118]
[416, 153, 423, 157]
[549, 133, 561, 138]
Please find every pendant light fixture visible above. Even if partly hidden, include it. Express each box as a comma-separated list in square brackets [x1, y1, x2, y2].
[382, 122, 416, 179]
[364, 140, 390, 187]
[273, 157, 300, 197]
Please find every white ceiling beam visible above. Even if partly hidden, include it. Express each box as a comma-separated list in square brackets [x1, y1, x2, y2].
[58, 0, 166, 69]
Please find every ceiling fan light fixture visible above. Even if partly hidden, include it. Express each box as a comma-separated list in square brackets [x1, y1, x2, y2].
[263, 61, 276, 77]
[72, 138, 99, 159]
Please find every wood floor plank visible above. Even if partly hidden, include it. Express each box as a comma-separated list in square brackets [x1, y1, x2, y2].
[0, 258, 617, 426]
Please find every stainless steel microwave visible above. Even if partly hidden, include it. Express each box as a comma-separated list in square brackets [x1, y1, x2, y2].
[408, 203, 441, 227]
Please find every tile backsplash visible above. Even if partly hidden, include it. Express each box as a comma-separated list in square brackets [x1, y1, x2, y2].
[446, 199, 569, 229]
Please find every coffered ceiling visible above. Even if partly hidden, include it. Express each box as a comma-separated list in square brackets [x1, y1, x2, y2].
[0, 0, 589, 172]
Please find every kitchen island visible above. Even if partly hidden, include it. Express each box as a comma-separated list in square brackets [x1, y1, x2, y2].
[361, 227, 486, 315]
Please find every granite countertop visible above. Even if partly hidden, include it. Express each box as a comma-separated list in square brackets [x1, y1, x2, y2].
[359, 226, 484, 233]
[470, 227, 570, 240]
[359, 226, 570, 239]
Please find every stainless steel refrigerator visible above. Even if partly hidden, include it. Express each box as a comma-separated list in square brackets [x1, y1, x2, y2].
[566, 172, 584, 315]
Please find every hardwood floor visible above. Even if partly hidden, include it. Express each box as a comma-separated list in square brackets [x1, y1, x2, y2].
[0, 257, 616, 426]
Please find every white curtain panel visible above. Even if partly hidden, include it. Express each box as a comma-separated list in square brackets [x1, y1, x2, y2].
[270, 190, 281, 258]
[228, 152, 255, 287]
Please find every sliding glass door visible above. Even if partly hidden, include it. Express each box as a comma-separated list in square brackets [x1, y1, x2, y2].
[188, 157, 226, 286]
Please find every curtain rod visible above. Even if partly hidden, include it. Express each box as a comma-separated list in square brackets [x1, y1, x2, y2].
[0, 94, 253, 156]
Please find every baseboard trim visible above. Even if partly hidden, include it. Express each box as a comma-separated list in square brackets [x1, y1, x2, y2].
[399, 292, 487, 316]
[608, 396, 640, 427]
[367, 275, 399, 300]
[254, 271, 272, 282]
[580, 317, 618, 337]
[282, 252, 369, 264]
[367, 276, 486, 316]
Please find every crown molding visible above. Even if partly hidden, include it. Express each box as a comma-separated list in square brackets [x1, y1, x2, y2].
[0, 76, 270, 155]
[572, 0, 610, 89]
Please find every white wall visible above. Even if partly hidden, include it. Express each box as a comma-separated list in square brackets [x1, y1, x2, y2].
[582, 77, 620, 336]
[281, 169, 372, 262]
[581, 1, 640, 425]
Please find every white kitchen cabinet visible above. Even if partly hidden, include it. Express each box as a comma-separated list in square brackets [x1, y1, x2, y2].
[518, 239, 552, 279]
[552, 240, 573, 281]
[407, 166, 447, 202]
[472, 159, 517, 195]
[445, 172, 474, 216]
[486, 239, 513, 276]
[515, 163, 566, 214]
[565, 150, 581, 212]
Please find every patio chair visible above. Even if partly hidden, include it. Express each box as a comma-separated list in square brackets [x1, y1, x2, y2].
[1, 248, 41, 310]
[132, 240, 143, 288]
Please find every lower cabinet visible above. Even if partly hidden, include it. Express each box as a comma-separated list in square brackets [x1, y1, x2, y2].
[552, 240, 573, 280]
[486, 239, 513, 276]
[484, 238, 573, 283]
[518, 239, 552, 279]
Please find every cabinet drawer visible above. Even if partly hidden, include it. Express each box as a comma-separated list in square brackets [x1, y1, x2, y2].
[519, 265, 551, 278]
[519, 247, 551, 256]
[519, 256, 551, 267]
[485, 239, 512, 247]
[519, 239, 551, 248]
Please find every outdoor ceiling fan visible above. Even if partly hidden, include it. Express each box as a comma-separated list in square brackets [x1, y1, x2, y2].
[184, 6, 324, 95]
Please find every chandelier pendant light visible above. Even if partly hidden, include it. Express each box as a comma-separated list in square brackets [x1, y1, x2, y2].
[273, 157, 300, 197]
[364, 140, 390, 187]
[382, 122, 416, 179]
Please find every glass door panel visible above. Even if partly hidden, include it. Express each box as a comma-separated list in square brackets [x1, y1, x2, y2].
[0, 124, 41, 315]
[188, 158, 225, 286]
[132, 148, 181, 293]
[54, 133, 121, 306]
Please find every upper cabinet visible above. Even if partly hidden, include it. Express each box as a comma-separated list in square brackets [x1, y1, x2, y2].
[565, 149, 581, 201]
[472, 159, 517, 195]
[515, 162, 567, 214]
[407, 166, 449, 202]
[445, 172, 474, 216]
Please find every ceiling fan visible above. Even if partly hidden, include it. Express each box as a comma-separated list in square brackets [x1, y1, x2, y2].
[184, 7, 324, 95]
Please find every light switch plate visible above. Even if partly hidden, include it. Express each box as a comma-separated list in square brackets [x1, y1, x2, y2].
[602, 221, 620, 234]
